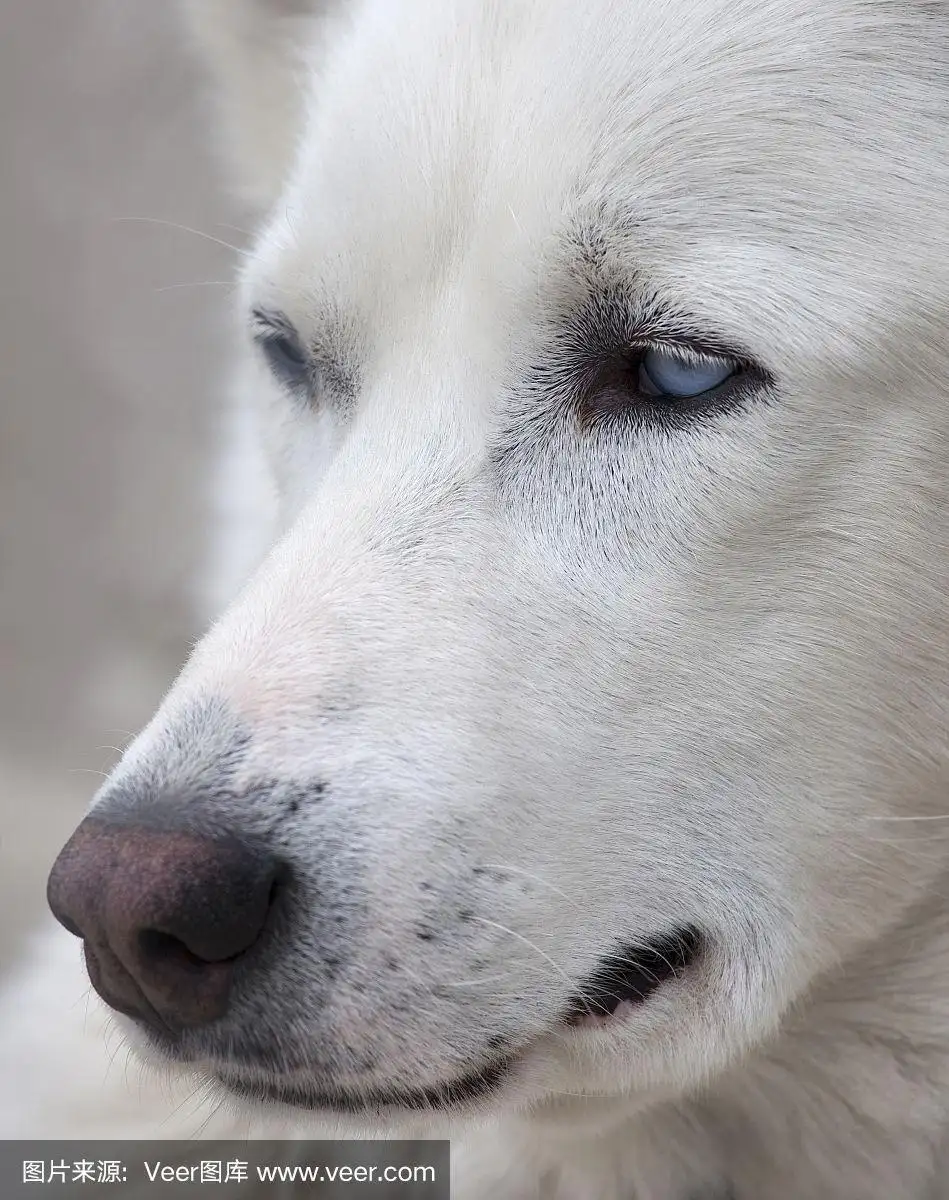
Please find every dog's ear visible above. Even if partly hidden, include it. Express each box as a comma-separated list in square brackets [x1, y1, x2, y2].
[180, 0, 346, 211]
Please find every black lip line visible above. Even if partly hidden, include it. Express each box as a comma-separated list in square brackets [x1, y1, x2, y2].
[217, 1053, 516, 1115]
[148, 928, 703, 1117]
[563, 926, 703, 1022]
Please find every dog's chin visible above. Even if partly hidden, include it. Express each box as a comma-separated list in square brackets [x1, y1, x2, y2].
[116, 1014, 522, 1124]
[212, 1050, 517, 1122]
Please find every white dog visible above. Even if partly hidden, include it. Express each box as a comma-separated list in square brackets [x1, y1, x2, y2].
[3, 1, 949, 1196]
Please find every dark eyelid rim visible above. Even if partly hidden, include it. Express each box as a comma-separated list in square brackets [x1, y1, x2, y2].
[250, 305, 305, 347]
[539, 293, 776, 430]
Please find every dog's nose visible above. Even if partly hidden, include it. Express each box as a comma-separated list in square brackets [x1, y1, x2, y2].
[47, 816, 281, 1030]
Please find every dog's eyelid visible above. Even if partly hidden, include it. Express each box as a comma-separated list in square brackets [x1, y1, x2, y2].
[250, 305, 303, 344]
[564, 290, 763, 379]
[623, 328, 752, 373]
[646, 340, 735, 367]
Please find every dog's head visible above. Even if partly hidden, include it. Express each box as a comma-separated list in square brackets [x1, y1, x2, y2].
[48, 0, 949, 1131]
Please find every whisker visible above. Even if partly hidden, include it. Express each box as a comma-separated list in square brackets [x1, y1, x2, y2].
[154, 280, 236, 293]
[468, 916, 577, 994]
[161, 1076, 215, 1130]
[190, 1089, 228, 1138]
[866, 813, 949, 822]
[70, 986, 94, 1016]
[480, 863, 580, 909]
[103, 1031, 127, 1080]
[111, 216, 248, 258]
[213, 221, 256, 238]
[396, 956, 548, 993]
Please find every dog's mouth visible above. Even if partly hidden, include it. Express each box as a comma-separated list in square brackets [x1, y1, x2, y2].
[563, 926, 703, 1026]
[131, 926, 704, 1119]
[207, 927, 703, 1116]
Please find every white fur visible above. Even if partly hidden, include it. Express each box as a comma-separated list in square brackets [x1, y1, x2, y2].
[4, 1, 949, 1195]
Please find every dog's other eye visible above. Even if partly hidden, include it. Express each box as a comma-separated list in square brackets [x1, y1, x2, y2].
[251, 309, 312, 393]
[639, 347, 736, 398]
[259, 331, 311, 391]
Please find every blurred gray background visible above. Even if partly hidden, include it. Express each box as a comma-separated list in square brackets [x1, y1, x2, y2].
[0, 1, 244, 972]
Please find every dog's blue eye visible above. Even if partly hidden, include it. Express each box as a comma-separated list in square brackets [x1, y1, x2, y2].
[259, 331, 311, 391]
[640, 347, 735, 398]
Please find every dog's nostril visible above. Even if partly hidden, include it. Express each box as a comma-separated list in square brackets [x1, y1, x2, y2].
[137, 929, 215, 972]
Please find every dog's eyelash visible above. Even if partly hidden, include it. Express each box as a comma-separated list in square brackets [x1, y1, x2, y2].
[250, 305, 297, 340]
[642, 341, 734, 370]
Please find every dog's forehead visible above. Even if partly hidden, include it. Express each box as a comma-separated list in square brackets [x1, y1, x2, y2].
[248, 0, 947, 364]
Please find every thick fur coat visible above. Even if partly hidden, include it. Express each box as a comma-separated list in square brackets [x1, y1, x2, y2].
[2, 2, 949, 1196]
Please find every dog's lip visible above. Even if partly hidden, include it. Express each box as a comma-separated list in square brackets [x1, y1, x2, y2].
[214, 1050, 516, 1115]
[121, 998, 524, 1117]
[209, 928, 702, 1115]
[125, 928, 703, 1115]
[562, 926, 703, 1026]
